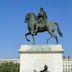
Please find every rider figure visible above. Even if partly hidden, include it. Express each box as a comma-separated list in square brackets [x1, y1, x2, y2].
[35, 7, 48, 34]
[38, 7, 47, 25]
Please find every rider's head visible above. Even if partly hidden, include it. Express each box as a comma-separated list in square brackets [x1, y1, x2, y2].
[40, 7, 44, 11]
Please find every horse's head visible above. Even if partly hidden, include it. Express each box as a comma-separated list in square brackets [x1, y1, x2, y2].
[24, 12, 36, 23]
[24, 13, 30, 23]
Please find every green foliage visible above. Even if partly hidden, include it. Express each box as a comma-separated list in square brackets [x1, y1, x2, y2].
[0, 62, 19, 72]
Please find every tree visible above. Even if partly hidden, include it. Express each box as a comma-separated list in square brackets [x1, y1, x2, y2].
[0, 62, 20, 72]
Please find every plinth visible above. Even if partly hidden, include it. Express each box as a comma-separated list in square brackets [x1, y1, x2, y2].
[19, 45, 64, 72]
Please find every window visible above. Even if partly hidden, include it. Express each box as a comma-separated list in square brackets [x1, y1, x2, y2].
[66, 68, 67, 71]
[63, 69, 65, 71]
[66, 65, 67, 67]
[68, 68, 70, 71]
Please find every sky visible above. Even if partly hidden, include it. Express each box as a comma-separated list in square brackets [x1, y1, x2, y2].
[0, 0, 72, 58]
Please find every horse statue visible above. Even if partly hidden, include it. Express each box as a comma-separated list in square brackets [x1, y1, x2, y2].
[33, 65, 49, 72]
[24, 12, 63, 44]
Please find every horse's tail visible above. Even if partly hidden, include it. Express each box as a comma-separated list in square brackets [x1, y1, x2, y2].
[54, 22, 63, 37]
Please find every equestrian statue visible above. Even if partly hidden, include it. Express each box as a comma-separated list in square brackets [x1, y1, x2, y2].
[24, 7, 63, 44]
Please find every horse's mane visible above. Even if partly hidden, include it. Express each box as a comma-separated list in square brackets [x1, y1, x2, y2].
[28, 12, 36, 19]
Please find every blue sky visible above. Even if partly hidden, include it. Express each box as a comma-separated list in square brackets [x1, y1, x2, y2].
[0, 0, 72, 58]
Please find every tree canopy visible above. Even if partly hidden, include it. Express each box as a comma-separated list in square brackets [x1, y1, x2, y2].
[0, 62, 19, 72]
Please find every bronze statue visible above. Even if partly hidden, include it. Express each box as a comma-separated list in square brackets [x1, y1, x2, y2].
[24, 8, 63, 44]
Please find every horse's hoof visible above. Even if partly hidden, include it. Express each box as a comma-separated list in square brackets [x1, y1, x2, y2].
[27, 40, 30, 42]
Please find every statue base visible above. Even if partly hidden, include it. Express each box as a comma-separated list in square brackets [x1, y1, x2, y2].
[19, 45, 64, 72]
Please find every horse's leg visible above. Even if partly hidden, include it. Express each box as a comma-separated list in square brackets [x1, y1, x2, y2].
[48, 31, 58, 44]
[32, 35, 35, 44]
[30, 30, 35, 44]
[46, 29, 52, 43]
[25, 32, 31, 42]
[46, 36, 52, 43]
[53, 35, 58, 44]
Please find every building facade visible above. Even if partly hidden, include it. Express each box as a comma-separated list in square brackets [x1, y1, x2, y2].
[0, 59, 19, 63]
[63, 57, 72, 72]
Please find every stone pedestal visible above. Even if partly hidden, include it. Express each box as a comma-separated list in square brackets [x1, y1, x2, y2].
[19, 45, 64, 72]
